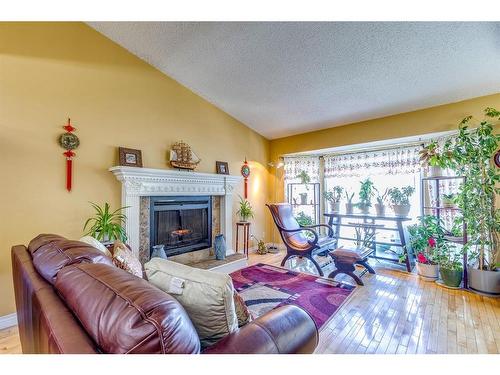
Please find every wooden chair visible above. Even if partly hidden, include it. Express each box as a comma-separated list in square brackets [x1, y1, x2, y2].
[266, 203, 336, 276]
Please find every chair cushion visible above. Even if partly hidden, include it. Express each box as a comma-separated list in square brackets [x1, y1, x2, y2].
[144, 258, 239, 348]
[54, 263, 200, 354]
[267, 204, 310, 249]
[28, 234, 113, 285]
[330, 248, 364, 261]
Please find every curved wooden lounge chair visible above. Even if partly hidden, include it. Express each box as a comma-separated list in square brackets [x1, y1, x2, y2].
[266, 203, 336, 276]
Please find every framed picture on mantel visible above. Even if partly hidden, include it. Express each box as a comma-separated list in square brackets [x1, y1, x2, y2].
[119, 147, 143, 167]
[216, 161, 229, 175]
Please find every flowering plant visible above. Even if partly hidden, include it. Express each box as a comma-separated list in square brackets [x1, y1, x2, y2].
[407, 215, 446, 264]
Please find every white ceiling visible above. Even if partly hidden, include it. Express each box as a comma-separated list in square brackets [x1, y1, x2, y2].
[88, 22, 500, 139]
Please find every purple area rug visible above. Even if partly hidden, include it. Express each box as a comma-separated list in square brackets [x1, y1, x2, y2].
[230, 263, 355, 330]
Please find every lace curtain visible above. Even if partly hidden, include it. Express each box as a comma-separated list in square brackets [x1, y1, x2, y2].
[283, 156, 320, 182]
[324, 145, 422, 178]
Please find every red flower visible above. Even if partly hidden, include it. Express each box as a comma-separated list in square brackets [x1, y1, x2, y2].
[417, 252, 428, 264]
[428, 237, 436, 248]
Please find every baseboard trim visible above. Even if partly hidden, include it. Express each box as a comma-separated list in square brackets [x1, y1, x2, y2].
[0, 313, 17, 330]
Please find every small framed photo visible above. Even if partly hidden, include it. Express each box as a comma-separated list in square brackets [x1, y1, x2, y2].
[216, 161, 229, 175]
[119, 147, 143, 167]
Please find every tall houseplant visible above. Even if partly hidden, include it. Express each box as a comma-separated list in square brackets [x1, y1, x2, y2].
[443, 108, 500, 294]
[357, 178, 375, 214]
[83, 202, 128, 243]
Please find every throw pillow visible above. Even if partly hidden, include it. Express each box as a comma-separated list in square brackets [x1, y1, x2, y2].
[233, 290, 252, 327]
[79, 236, 112, 258]
[112, 241, 143, 278]
[144, 258, 238, 348]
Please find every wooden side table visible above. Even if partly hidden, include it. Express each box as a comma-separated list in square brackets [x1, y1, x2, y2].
[235, 221, 251, 256]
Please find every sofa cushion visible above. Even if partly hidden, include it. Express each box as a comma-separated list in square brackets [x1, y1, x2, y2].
[112, 241, 143, 278]
[54, 263, 200, 354]
[144, 258, 238, 348]
[28, 234, 113, 285]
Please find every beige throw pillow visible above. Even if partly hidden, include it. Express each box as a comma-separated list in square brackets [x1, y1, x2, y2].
[113, 241, 143, 278]
[79, 236, 112, 258]
[144, 258, 238, 348]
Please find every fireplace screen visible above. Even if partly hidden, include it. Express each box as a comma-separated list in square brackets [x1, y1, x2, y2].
[150, 196, 212, 257]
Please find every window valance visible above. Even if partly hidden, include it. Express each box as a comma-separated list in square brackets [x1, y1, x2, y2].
[283, 156, 320, 182]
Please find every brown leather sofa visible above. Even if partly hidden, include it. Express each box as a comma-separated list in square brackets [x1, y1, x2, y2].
[11, 234, 319, 354]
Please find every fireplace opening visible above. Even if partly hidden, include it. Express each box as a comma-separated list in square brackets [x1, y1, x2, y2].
[150, 196, 212, 257]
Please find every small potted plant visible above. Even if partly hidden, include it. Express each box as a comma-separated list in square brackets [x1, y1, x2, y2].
[323, 186, 344, 212]
[436, 243, 463, 288]
[83, 202, 128, 244]
[374, 187, 388, 216]
[345, 191, 355, 214]
[442, 193, 456, 208]
[237, 196, 254, 222]
[407, 215, 445, 280]
[357, 178, 375, 214]
[419, 141, 451, 177]
[295, 211, 314, 226]
[388, 186, 415, 217]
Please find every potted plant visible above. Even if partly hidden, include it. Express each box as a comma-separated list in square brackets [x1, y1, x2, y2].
[83, 202, 128, 244]
[295, 211, 314, 226]
[388, 186, 415, 217]
[345, 191, 355, 214]
[237, 196, 255, 222]
[442, 193, 456, 208]
[436, 243, 463, 288]
[444, 108, 500, 295]
[357, 178, 375, 214]
[407, 215, 444, 280]
[323, 186, 344, 212]
[374, 187, 388, 216]
[419, 141, 451, 177]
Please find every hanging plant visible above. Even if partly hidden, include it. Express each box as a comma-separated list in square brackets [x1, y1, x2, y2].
[296, 170, 311, 185]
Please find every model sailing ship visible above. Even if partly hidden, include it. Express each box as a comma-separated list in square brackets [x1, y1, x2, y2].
[169, 141, 201, 170]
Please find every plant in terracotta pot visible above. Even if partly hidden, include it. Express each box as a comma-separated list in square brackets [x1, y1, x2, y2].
[407, 215, 445, 280]
[84, 202, 128, 246]
[237, 196, 254, 222]
[323, 186, 344, 212]
[436, 243, 464, 288]
[374, 187, 389, 216]
[388, 186, 415, 217]
[357, 178, 375, 214]
[345, 191, 355, 214]
[443, 108, 500, 295]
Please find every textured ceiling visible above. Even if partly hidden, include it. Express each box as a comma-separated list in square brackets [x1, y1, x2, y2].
[88, 22, 500, 139]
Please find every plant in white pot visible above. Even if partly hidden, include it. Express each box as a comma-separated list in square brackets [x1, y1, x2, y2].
[407, 215, 444, 280]
[83, 202, 128, 245]
[236, 196, 255, 222]
[357, 178, 375, 214]
[374, 187, 389, 216]
[323, 186, 344, 213]
[444, 108, 500, 295]
[388, 186, 415, 217]
[345, 191, 355, 214]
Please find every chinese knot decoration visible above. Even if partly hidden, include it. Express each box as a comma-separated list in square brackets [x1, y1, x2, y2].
[240, 158, 251, 199]
[58, 118, 80, 192]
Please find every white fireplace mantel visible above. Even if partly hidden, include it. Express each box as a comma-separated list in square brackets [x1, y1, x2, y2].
[109, 166, 242, 258]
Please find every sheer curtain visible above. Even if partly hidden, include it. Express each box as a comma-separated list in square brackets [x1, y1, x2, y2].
[284, 156, 320, 183]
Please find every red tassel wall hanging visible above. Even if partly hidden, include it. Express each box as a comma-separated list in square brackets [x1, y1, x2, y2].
[58, 118, 80, 192]
[240, 158, 251, 199]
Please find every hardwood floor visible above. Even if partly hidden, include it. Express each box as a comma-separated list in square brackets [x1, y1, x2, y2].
[1, 249, 499, 354]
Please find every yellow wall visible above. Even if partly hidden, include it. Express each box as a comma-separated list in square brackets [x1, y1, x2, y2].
[0, 22, 270, 316]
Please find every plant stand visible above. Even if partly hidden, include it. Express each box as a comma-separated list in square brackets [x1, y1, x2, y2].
[235, 221, 251, 257]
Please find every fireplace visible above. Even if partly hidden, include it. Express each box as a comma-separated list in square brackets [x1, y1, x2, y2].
[150, 196, 212, 257]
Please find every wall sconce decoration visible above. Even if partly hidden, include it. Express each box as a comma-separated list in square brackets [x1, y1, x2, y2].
[240, 158, 251, 198]
[58, 118, 80, 192]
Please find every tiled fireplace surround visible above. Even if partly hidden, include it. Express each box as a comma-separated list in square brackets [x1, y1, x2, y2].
[110, 166, 242, 266]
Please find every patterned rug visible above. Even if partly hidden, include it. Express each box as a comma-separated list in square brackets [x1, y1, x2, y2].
[230, 263, 355, 330]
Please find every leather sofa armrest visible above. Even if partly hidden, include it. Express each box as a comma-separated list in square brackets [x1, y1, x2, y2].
[202, 305, 318, 354]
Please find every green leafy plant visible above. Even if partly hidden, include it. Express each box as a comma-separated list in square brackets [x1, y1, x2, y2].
[442, 193, 456, 207]
[295, 211, 314, 226]
[237, 196, 254, 221]
[296, 170, 311, 185]
[323, 186, 344, 203]
[435, 243, 463, 271]
[419, 141, 452, 168]
[358, 178, 375, 207]
[443, 108, 500, 270]
[388, 186, 415, 206]
[83, 202, 128, 242]
[406, 215, 446, 264]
